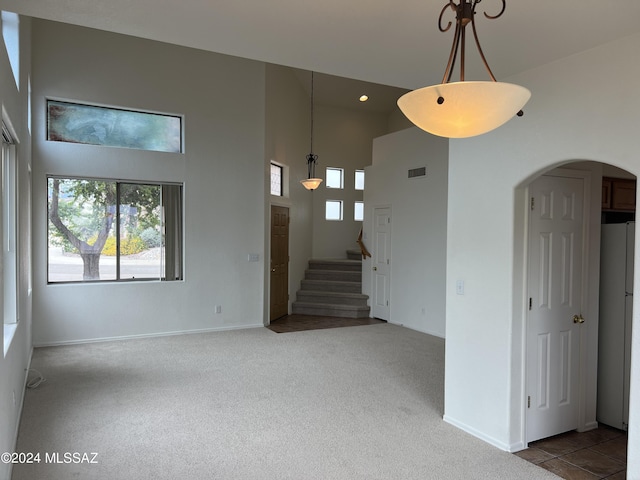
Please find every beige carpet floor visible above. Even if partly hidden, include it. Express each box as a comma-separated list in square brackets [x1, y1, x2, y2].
[12, 324, 558, 479]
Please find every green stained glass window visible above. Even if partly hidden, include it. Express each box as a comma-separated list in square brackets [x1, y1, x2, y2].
[47, 100, 182, 153]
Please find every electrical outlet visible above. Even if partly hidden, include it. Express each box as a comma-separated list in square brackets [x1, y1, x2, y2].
[215, 305, 222, 314]
[456, 280, 465, 295]
[12, 390, 16, 406]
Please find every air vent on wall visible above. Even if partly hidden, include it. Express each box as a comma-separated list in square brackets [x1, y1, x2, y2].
[408, 166, 426, 179]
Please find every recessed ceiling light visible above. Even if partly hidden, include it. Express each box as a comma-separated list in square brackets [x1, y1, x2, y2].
[359, 95, 369, 102]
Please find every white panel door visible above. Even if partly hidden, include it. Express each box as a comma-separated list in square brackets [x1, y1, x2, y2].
[526, 174, 585, 443]
[372, 207, 391, 320]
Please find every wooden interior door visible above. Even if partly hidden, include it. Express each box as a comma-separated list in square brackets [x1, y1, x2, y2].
[270, 206, 289, 321]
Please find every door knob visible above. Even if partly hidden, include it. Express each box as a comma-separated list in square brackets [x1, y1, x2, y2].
[572, 314, 585, 324]
[271, 268, 276, 272]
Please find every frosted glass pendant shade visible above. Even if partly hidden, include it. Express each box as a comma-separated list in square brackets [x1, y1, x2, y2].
[397, 81, 531, 138]
[300, 178, 323, 190]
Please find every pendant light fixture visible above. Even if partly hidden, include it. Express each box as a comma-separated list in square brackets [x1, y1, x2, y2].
[397, 0, 531, 138]
[300, 71, 323, 190]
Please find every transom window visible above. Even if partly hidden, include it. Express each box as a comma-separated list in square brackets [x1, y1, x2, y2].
[270, 163, 283, 196]
[47, 177, 183, 283]
[2, 12, 19, 90]
[47, 100, 183, 153]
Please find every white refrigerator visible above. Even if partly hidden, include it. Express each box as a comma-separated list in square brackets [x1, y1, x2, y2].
[597, 221, 634, 430]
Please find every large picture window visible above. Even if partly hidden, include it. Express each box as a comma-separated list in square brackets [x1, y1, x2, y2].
[47, 177, 183, 283]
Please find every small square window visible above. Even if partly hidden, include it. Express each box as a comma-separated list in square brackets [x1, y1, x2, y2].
[270, 163, 283, 196]
[326, 200, 343, 221]
[355, 170, 365, 190]
[354, 201, 364, 221]
[326, 167, 343, 189]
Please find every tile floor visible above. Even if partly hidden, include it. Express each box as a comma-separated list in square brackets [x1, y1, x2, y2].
[269, 315, 629, 479]
[515, 426, 628, 479]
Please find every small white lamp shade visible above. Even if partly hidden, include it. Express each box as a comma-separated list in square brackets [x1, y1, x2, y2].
[397, 81, 531, 138]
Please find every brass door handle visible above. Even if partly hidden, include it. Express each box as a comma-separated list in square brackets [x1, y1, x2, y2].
[573, 314, 585, 324]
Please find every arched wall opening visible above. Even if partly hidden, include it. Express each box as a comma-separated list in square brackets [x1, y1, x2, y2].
[443, 32, 640, 476]
[513, 160, 636, 450]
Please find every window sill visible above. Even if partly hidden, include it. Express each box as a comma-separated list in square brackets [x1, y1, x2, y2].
[4, 322, 18, 357]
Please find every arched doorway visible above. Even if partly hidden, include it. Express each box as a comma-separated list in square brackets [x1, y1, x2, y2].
[519, 161, 635, 448]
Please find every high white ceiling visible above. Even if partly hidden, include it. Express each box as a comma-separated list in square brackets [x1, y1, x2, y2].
[3, 0, 640, 110]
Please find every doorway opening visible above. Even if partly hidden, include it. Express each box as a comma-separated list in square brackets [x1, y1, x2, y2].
[519, 162, 635, 452]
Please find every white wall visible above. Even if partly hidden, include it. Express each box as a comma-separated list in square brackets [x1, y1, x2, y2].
[365, 128, 448, 337]
[387, 108, 413, 134]
[264, 65, 401, 317]
[311, 104, 390, 259]
[0, 13, 32, 480]
[31, 20, 266, 344]
[444, 31, 640, 476]
[264, 64, 313, 318]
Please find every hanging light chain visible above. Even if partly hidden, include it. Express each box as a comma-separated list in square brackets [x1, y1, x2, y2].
[309, 71, 315, 155]
[306, 71, 319, 182]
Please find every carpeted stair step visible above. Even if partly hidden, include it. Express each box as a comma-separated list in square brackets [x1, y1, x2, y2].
[291, 301, 370, 318]
[292, 251, 368, 319]
[308, 258, 362, 272]
[300, 279, 362, 293]
[295, 290, 368, 306]
[304, 269, 362, 282]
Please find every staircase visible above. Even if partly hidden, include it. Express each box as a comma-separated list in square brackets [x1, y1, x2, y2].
[292, 250, 370, 318]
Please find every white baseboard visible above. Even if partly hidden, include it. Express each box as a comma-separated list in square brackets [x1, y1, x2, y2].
[387, 321, 446, 339]
[33, 324, 265, 347]
[8, 347, 34, 480]
[443, 414, 515, 452]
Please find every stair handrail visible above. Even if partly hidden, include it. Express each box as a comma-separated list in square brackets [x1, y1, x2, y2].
[356, 228, 372, 260]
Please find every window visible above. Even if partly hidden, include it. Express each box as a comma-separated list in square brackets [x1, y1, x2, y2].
[354, 201, 364, 221]
[326, 167, 344, 189]
[270, 163, 283, 196]
[47, 177, 183, 283]
[47, 100, 183, 153]
[2, 12, 19, 90]
[325, 200, 343, 221]
[355, 170, 365, 190]
[3, 122, 18, 353]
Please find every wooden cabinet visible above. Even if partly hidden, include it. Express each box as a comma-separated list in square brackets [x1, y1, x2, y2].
[602, 179, 612, 210]
[602, 177, 636, 212]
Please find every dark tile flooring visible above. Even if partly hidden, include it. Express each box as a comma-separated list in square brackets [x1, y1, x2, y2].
[268, 316, 629, 479]
[515, 426, 628, 479]
[266, 314, 386, 333]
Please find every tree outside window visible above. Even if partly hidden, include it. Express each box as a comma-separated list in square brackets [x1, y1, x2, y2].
[48, 177, 182, 282]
